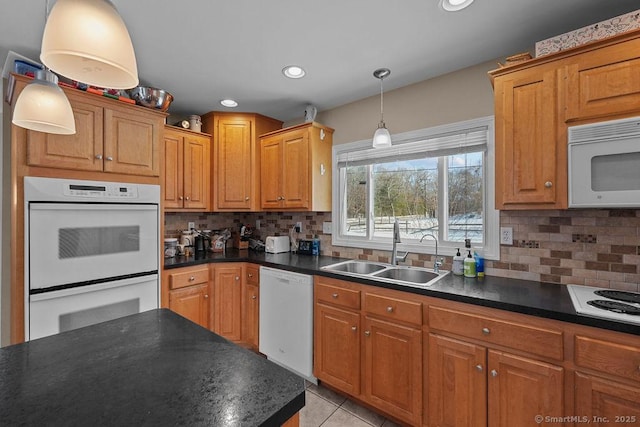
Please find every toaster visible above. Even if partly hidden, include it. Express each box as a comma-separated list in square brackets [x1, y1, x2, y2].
[265, 236, 290, 253]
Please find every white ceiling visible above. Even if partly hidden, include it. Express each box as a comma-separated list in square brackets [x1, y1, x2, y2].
[1, 0, 639, 122]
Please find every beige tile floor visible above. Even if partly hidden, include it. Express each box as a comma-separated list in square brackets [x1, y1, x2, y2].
[300, 382, 402, 427]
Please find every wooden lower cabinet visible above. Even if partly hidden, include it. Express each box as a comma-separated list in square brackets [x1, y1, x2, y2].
[314, 303, 361, 395]
[212, 264, 243, 342]
[428, 334, 487, 427]
[244, 281, 260, 351]
[487, 350, 563, 427]
[363, 316, 422, 426]
[169, 283, 210, 329]
[574, 372, 640, 425]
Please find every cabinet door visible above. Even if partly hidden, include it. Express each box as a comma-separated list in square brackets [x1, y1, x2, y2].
[282, 130, 309, 209]
[213, 265, 243, 342]
[487, 350, 563, 427]
[183, 134, 210, 210]
[104, 107, 161, 176]
[169, 283, 210, 329]
[26, 100, 103, 171]
[216, 118, 253, 209]
[363, 316, 422, 426]
[566, 37, 640, 121]
[494, 66, 565, 209]
[260, 136, 283, 209]
[314, 303, 361, 396]
[428, 334, 487, 427]
[244, 282, 259, 350]
[574, 372, 640, 425]
[163, 131, 184, 209]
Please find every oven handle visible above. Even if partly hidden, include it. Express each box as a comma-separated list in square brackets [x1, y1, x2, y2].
[29, 203, 158, 212]
[30, 274, 159, 302]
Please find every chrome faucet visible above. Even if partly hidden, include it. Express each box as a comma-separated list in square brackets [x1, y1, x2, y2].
[420, 233, 443, 273]
[391, 219, 408, 265]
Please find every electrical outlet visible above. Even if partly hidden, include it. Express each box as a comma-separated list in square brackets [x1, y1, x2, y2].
[255, 220, 261, 230]
[295, 221, 302, 233]
[323, 221, 332, 234]
[500, 227, 513, 245]
[188, 221, 195, 231]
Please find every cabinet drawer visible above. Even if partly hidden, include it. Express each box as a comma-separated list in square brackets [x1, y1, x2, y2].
[575, 335, 640, 382]
[169, 267, 209, 290]
[246, 264, 260, 286]
[364, 293, 422, 326]
[429, 306, 563, 360]
[316, 282, 360, 310]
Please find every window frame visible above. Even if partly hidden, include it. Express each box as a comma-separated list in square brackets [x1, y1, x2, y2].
[331, 116, 499, 260]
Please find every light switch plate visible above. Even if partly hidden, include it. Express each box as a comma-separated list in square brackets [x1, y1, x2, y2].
[188, 221, 195, 231]
[323, 221, 332, 234]
[255, 220, 261, 230]
[500, 227, 513, 245]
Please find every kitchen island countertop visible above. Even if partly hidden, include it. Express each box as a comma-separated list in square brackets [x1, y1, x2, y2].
[165, 249, 640, 336]
[0, 309, 304, 426]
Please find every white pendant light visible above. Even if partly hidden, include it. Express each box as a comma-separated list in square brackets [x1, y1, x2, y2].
[12, 68, 76, 135]
[40, 0, 139, 89]
[372, 68, 392, 148]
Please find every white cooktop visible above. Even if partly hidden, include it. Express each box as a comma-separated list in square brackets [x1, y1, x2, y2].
[567, 284, 640, 326]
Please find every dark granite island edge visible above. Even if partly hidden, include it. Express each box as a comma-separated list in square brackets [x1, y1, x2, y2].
[0, 309, 305, 427]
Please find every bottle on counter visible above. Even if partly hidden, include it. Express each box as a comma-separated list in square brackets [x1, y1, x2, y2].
[474, 250, 484, 278]
[452, 248, 464, 275]
[311, 235, 321, 256]
[464, 249, 476, 278]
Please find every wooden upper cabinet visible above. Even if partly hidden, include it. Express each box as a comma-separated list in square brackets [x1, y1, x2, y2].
[259, 122, 333, 211]
[26, 99, 104, 171]
[201, 112, 283, 212]
[565, 34, 640, 122]
[492, 64, 567, 210]
[14, 75, 165, 177]
[163, 126, 210, 211]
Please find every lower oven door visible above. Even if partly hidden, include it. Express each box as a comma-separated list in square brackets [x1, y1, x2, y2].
[27, 203, 159, 290]
[28, 274, 159, 340]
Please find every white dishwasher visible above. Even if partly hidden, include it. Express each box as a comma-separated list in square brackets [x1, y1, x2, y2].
[259, 266, 317, 383]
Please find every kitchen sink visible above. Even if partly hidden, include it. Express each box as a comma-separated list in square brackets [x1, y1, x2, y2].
[321, 260, 449, 288]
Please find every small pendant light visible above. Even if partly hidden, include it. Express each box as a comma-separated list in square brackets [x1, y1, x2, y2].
[40, 0, 139, 89]
[372, 68, 392, 148]
[12, 68, 76, 134]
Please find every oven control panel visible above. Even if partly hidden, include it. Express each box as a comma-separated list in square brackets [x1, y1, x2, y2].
[64, 183, 139, 199]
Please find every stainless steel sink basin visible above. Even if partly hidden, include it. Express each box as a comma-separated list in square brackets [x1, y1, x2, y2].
[321, 260, 449, 288]
[321, 260, 387, 275]
[372, 267, 439, 284]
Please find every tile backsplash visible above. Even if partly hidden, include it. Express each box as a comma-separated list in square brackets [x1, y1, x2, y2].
[166, 209, 640, 291]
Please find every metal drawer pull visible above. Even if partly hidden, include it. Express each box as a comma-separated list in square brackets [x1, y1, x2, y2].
[248, 273, 254, 278]
[491, 370, 498, 377]
[476, 364, 483, 372]
[482, 327, 490, 335]
[332, 293, 338, 298]
[106, 156, 113, 161]
[189, 276, 195, 281]
[364, 330, 371, 336]
[351, 326, 357, 332]
[386, 306, 393, 313]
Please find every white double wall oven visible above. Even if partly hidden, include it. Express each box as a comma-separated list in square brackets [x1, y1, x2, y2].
[24, 177, 160, 340]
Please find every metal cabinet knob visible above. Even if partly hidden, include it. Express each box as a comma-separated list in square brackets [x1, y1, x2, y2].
[476, 364, 483, 372]
[189, 276, 195, 281]
[185, 196, 190, 201]
[95, 154, 103, 160]
[179, 196, 184, 200]
[491, 369, 498, 377]
[482, 327, 490, 335]
[106, 156, 113, 161]
[332, 293, 339, 299]
[386, 306, 394, 313]
[245, 196, 250, 201]
[251, 295, 257, 300]
[544, 181, 553, 188]
[248, 273, 254, 278]
[364, 330, 371, 336]
[351, 326, 357, 332]
[204, 294, 209, 299]
[235, 276, 240, 281]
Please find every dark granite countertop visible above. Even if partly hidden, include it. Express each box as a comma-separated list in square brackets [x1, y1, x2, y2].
[0, 309, 304, 426]
[165, 249, 640, 336]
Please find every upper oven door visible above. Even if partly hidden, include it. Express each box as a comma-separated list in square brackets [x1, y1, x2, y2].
[27, 203, 159, 291]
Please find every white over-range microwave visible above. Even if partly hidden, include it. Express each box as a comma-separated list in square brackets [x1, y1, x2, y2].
[568, 115, 640, 208]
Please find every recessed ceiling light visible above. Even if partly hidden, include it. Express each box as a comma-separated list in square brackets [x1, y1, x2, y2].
[220, 99, 238, 108]
[282, 65, 306, 79]
[440, 0, 474, 12]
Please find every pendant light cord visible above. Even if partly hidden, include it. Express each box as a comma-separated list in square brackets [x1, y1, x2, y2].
[379, 76, 384, 125]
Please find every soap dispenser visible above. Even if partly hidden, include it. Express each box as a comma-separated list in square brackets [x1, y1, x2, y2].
[463, 250, 476, 278]
[452, 248, 464, 275]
